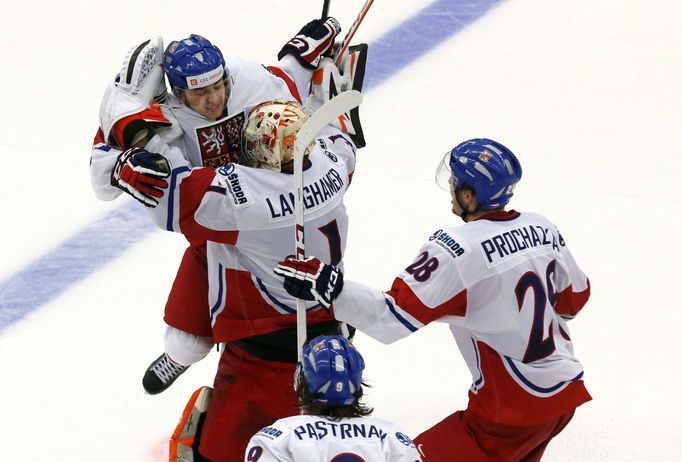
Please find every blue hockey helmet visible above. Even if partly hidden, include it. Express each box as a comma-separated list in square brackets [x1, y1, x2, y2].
[436, 138, 523, 209]
[301, 335, 365, 407]
[163, 34, 226, 94]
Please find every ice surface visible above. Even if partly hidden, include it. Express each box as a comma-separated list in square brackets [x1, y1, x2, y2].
[1, 0, 681, 460]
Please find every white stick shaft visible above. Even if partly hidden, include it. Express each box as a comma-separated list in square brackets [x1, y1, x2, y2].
[293, 90, 362, 361]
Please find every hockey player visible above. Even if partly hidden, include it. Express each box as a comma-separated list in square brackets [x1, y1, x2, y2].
[275, 138, 592, 461]
[244, 335, 423, 461]
[123, 99, 361, 461]
[89, 19, 349, 395]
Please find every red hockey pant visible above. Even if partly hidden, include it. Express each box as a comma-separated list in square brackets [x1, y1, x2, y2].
[164, 244, 213, 338]
[415, 409, 575, 461]
[198, 343, 299, 462]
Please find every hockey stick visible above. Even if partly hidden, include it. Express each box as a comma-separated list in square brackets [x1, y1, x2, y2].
[293, 89, 363, 362]
[321, 0, 331, 18]
[333, 0, 375, 65]
[307, 0, 332, 96]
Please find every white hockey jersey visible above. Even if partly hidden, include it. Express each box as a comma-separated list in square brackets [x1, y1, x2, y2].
[333, 210, 591, 426]
[90, 55, 307, 201]
[146, 128, 357, 342]
[244, 415, 423, 462]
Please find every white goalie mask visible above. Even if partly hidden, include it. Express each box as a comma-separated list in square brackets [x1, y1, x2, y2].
[242, 100, 310, 171]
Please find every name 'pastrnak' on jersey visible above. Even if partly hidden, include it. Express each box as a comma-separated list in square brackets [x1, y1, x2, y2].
[245, 415, 423, 461]
[292, 421, 387, 441]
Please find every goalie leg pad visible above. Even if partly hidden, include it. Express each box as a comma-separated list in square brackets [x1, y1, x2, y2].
[340, 43, 367, 148]
[307, 44, 368, 148]
[170, 386, 213, 462]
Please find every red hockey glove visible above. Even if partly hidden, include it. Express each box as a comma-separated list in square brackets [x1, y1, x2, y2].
[278, 17, 341, 69]
[111, 147, 170, 207]
[274, 256, 344, 309]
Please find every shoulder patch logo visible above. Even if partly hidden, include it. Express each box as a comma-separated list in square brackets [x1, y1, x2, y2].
[217, 163, 235, 176]
[395, 432, 415, 447]
[257, 426, 283, 440]
[429, 230, 442, 241]
[429, 229, 465, 257]
[324, 150, 338, 162]
[216, 164, 247, 205]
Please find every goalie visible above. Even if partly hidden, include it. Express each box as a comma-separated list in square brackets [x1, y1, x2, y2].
[123, 98, 361, 461]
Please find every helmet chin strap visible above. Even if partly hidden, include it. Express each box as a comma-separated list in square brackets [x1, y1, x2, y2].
[455, 188, 478, 222]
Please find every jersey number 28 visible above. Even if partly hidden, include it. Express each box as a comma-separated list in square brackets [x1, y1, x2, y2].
[515, 260, 558, 363]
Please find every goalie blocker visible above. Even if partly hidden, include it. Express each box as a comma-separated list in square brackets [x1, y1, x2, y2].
[307, 43, 368, 148]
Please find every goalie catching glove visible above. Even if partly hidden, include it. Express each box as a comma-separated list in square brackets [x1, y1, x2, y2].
[100, 36, 175, 149]
[274, 257, 344, 309]
[111, 147, 170, 207]
[278, 17, 341, 69]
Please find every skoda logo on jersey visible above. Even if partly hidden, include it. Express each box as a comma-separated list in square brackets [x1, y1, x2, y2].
[217, 164, 248, 205]
[324, 150, 338, 162]
[429, 230, 442, 241]
[430, 229, 465, 257]
[395, 432, 414, 447]
[256, 426, 283, 440]
[217, 164, 235, 176]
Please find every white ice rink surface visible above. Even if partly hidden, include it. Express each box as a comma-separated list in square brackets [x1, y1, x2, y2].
[1, 0, 681, 460]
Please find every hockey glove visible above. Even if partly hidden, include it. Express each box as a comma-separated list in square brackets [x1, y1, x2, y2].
[100, 37, 171, 149]
[278, 17, 341, 69]
[111, 147, 170, 207]
[274, 256, 344, 309]
[115, 36, 167, 104]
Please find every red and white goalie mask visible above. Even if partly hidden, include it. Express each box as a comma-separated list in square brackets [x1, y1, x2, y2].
[242, 100, 310, 172]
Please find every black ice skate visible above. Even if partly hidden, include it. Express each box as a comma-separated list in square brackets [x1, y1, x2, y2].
[142, 353, 189, 395]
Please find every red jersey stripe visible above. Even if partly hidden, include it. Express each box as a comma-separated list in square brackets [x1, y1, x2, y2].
[387, 277, 467, 325]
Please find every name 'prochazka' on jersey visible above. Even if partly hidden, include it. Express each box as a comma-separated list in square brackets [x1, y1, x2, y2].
[480, 223, 561, 265]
